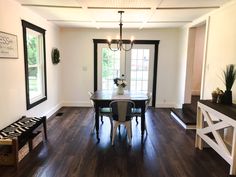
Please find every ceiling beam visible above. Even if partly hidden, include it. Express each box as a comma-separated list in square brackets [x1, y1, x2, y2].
[21, 4, 82, 9]
[148, 21, 191, 23]
[47, 20, 191, 23]
[21, 4, 219, 10]
[47, 20, 90, 22]
[156, 6, 220, 10]
[87, 7, 151, 10]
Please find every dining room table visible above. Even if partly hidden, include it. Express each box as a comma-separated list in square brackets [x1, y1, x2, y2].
[90, 90, 149, 141]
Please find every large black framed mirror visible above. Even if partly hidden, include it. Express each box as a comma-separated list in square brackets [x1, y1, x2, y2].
[22, 20, 47, 110]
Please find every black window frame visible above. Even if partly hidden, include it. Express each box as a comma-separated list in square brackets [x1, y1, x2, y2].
[22, 20, 47, 110]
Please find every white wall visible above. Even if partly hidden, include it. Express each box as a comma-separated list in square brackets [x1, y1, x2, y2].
[0, 0, 62, 129]
[60, 28, 181, 107]
[179, 1, 236, 104]
[192, 25, 205, 95]
[203, 2, 236, 102]
[184, 27, 196, 103]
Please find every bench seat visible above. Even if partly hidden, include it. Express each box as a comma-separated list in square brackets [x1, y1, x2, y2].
[0, 116, 47, 169]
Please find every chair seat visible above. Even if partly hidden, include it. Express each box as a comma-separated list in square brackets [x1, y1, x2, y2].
[100, 107, 111, 115]
[132, 108, 141, 115]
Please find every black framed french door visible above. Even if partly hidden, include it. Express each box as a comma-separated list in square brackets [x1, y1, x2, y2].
[93, 39, 159, 107]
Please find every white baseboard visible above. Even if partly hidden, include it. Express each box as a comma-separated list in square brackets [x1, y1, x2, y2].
[155, 103, 175, 108]
[44, 103, 63, 118]
[155, 102, 183, 108]
[174, 104, 183, 109]
[62, 101, 182, 109]
[62, 101, 91, 107]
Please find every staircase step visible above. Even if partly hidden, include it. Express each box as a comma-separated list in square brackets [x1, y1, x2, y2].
[171, 108, 196, 125]
[183, 104, 197, 115]
[183, 95, 200, 115]
[170, 95, 199, 129]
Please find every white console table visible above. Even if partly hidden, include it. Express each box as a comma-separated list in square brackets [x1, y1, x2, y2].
[195, 100, 236, 175]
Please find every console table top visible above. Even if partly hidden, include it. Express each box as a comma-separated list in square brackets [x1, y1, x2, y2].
[199, 100, 236, 120]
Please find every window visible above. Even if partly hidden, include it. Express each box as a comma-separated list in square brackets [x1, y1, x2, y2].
[22, 20, 47, 110]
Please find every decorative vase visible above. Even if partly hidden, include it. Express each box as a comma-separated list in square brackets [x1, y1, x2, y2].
[223, 90, 232, 105]
[211, 93, 218, 103]
[117, 86, 124, 95]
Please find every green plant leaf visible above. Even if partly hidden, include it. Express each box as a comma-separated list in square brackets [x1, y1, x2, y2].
[223, 64, 236, 91]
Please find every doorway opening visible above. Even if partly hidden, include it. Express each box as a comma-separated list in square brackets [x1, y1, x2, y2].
[171, 22, 207, 129]
[185, 23, 206, 104]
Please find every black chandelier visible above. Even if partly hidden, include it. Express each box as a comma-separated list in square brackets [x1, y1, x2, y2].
[107, 11, 134, 51]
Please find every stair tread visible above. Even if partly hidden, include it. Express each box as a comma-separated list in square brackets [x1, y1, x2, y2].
[171, 108, 196, 125]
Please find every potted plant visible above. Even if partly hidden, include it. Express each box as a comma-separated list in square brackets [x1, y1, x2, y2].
[114, 75, 127, 95]
[222, 64, 236, 105]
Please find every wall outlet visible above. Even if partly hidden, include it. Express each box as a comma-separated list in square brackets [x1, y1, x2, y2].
[82, 66, 87, 71]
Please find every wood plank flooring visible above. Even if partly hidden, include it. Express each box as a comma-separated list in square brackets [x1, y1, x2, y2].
[0, 107, 231, 177]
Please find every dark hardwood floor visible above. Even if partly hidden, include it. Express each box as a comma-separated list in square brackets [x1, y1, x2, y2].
[0, 107, 230, 177]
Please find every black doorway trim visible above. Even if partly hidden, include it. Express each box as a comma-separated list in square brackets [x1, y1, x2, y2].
[93, 39, 159, 107]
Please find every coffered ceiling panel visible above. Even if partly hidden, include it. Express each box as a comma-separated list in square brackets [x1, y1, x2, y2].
[26, 7, 89, 21]
[15, 0, 232, 28]
[88, 9, 150, 23]
[160, 0, 229, 7]
[150, 9, 214, 22]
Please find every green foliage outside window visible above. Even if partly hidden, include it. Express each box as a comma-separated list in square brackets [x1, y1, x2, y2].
[102, 48, 114, 78]
[27, 36, 39, 92]
[27, 36, 38, 77]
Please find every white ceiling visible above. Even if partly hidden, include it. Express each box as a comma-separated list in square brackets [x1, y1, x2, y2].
[15, 0, 231, 28]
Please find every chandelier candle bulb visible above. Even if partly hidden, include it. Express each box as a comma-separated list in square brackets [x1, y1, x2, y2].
[107, 37, 111, 43]
[130, 36, 134, 42]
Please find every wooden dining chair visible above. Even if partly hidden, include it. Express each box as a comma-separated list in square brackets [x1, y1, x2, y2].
[109, 100, 135, 146]
[132, 92, 152, 133]
[88, 92, 113, 136]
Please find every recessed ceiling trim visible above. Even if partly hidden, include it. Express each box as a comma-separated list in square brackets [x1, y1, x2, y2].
[156, 6, 220, 10]
[47, 20, 90, 22]
[87, 7, 151, 10]
[96, 21, 143, 23]
[47, 20, 191, 24]
[148, 21, 192, 23]
[21, 4, 82, 9]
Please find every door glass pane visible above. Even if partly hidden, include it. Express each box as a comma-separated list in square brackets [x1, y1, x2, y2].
[131, 71, 137, 80]
[102, 48, 120, 90]
[143, 71, 148, 80]
[131, 60, 137, 70]
[132, 49, 138, 59]
[137, 50, 143, 59]
[130, 48, 150, 93]
[143, 49, 149, 60]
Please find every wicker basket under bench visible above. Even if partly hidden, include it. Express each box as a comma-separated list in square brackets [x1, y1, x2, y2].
[0, 116, 47, 169]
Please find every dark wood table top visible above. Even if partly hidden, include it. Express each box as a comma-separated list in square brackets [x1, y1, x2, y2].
[91, 90, 149, 101]
[199, 100, 236, 120]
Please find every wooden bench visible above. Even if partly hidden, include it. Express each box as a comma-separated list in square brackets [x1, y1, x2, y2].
[0, 116, 47, 169]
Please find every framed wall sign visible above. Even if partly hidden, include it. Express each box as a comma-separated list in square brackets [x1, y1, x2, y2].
[0, 31, 18, 58]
